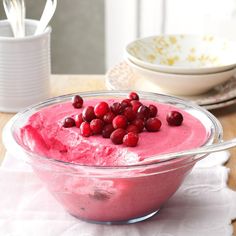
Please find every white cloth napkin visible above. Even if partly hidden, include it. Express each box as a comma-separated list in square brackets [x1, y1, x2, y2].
[0, 151, 236, 236]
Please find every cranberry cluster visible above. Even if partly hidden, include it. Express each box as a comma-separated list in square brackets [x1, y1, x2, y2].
[62, 92, 183, 147]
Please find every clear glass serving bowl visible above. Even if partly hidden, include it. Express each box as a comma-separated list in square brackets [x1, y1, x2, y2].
[2, 91, 223, 224]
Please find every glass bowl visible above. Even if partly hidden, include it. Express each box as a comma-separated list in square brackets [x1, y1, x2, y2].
[2, 91, 223, 224]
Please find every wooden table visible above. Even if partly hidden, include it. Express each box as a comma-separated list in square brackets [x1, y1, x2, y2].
[0, 74, 236, 231]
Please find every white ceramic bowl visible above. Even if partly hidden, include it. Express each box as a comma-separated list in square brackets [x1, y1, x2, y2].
[126, 59, 236, 96]
[126, 35, 236, 74]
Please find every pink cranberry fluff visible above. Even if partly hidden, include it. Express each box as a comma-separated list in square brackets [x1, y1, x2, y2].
[20, 93, 208, 166]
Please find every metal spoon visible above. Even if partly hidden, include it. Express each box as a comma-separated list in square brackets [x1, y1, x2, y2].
[3, 0, 25, 37]
[34, 0, 57, 35]
[139, 137, 236, 165]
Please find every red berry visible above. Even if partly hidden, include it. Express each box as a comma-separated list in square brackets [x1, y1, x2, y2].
[110, 102, 123, 115]
[137, 105, 150, 120]
[129, 92, 139, 101]
[72, 95, 83, 108]
[166, 111, 183, 126]
[102, 124, 115, 138]
[131, 100, 142, 113]
[62, 117, 75, 128]
[80, 121, 92, 137]
[126, 124, 139, 133]
[132, 119, 145, 133]
[112, 115, 128, 129]
[94, 102, 110, 118]
[110, 128, 126, 145]
[123, 107, 136, 121]
[82, 106, 96, 122]
[120, 99, 131, 110]
[145, 117, 162, 132]
[123, 132, 139, 147]
[74, 113, 84, 128]
[90, 119, 104, 134]
[103, 111, 115, 123]
[149, 104, 158, 117]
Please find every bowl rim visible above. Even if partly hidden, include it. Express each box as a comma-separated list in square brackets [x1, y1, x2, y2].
[125, 34, 236, 74]
[2, 90, 223, 170]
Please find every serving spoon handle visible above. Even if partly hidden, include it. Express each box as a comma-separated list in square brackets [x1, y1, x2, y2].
[139, 137, 236, 165]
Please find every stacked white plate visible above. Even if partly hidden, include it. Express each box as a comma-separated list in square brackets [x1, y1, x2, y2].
[0, 19, 51, 113]
[125, 35, 236, 96]
[105, 61, 236, 110]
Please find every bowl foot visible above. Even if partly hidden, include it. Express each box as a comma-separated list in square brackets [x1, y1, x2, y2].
[70, 209, 160, 225]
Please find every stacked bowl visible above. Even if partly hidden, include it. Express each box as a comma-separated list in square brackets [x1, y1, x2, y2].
[0, 19, 51, 113]
[125, 35, 236, 96]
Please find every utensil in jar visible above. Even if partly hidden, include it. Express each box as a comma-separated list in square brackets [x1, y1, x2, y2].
[3, 0, 25, 37]
[34, 0, 57, 35]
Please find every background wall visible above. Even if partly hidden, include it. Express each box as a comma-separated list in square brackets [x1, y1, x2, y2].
[0, 0, 105, 74]
[1, 0, 236, 75]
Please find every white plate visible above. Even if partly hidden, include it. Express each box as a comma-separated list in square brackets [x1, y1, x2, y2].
[126, 35, 236, 74]
[105, 62, 236, 110]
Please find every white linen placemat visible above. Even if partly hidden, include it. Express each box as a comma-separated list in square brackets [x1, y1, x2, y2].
[0, 151, 236, 236]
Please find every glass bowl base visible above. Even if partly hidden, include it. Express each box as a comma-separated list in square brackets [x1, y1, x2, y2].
[71, 209, 160, 225]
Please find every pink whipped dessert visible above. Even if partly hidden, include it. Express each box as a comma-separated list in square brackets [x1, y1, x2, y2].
[18, 92, 209, 223]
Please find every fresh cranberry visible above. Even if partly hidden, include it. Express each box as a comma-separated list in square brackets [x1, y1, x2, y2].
[82, 106, 96, 122]
[145, 117, 162, 132]
[74, 113, 84, 128]
[102, 124, 115, 138]
[123, 107, 136, 121]
[112, 115, 128, 129]
[126, 124, 139, 133]
[131, 100, 142, 113]
[110, 128, 127, 145]
[110, 102, 123, 115]
[103, 111, 115, 123]
[80, 121, 92, 137]
[132, 119, 145, 133]
[94, 102, 110, 118]
[149, 104, 158, 117]
[120, 99, 131, 110]
[90, 119, 104, 134]
[123, 132, 139, 147]
[166, 111, 183, 126]
[137, 105, 150, 120]
[62, 117, 75, 128]
[128, 92, 139, 101]
[72, 95, 83, 108]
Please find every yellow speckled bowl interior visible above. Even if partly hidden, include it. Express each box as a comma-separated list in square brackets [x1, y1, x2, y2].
[126, 35, 236, 74]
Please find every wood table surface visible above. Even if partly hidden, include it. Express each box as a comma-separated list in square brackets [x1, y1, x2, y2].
[0, 74, 236, 232]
